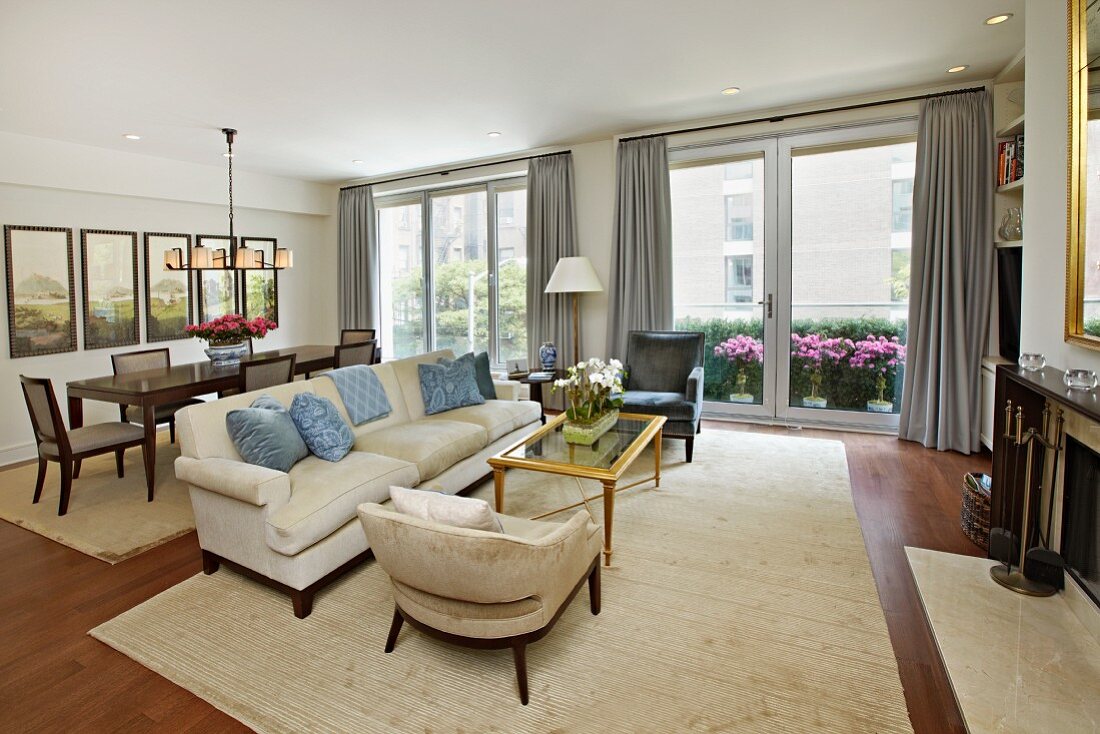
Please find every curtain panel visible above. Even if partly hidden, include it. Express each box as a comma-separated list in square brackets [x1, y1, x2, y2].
[899, 91, 994, 454]
[605, 137, 673, 361]
[526, 153, 580, 368]
[338, 185, 378, 331]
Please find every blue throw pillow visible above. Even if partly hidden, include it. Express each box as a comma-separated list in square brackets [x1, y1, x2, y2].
[289, 393, 355, 462]
[441, 351, 497, 400]
[418, 355, 486, 415]
[226, 395, 309, 473]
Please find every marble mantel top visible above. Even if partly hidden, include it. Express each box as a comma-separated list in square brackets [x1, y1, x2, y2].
[906, 547, 1100, 734]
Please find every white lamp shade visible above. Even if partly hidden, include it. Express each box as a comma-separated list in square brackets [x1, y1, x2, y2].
[274, 248, 293, 269]
[544, 256, 603, 294]
[190, 245, 213, 269]
[234, 246, 259, 269]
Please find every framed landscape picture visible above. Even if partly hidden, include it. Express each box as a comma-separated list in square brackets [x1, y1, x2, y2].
[4, 225, 77, 358]
[81, 229, 139, 349]
[240, 236, 278, 322]
[144, 232, 193, 341]
[195, 234, 237, 322]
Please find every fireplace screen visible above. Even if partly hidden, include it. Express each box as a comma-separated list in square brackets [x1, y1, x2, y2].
[1063, 436, 1100, 606]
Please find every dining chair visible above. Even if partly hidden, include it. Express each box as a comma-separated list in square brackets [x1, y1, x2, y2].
[19, 375, 149, 516]
[334, 340, 376, 369]
[238, 354, 296, 393]
[111, 348, 203, 444]
[341, 328, 376, 345]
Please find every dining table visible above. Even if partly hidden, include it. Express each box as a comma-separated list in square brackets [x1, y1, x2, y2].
[65, 344, 336, 498]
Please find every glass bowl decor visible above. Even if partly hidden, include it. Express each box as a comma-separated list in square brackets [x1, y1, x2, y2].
[1063, 369, 1099, 391]
[1018, 353, 1046, 372]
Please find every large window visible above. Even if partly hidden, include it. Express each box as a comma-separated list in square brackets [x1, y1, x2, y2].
[725, 194, 754, 241]
[725, 255, 753, 303]
[377, 178, 526, 363]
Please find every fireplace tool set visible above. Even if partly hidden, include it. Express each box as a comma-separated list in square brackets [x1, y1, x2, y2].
[989, 401, 1066, 597]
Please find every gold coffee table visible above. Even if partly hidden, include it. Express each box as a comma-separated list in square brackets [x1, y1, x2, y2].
[488, 412, 666, 566]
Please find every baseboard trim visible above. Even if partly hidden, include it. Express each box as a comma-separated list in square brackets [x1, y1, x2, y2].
[701, 412, 898, 436]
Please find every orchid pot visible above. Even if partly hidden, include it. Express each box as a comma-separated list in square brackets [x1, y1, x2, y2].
[552, 358, 626, 445]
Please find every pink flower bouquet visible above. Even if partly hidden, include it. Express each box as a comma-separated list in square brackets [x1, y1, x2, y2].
[185, 314, 278, 346]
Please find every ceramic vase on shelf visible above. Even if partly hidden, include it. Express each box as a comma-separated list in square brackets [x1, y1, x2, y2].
[998, 207, 1023, 241]
[538, 342, 557, 372]
[204, 341, 249, 367]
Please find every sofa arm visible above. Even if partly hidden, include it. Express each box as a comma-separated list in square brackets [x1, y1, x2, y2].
[174, 456, 292, 509]
[493, 379, 522, 401]
[686, 366, 704, 406]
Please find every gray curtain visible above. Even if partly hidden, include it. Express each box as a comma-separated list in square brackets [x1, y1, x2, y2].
[526, 153, 579, 367]
[899, 91, 994, 454]
[338, 185, 378, 331]
[605, 137, 673, 360]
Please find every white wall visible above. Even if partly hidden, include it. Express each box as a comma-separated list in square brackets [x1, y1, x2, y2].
[1019, 0, 1091, 372]
[0, 132, 337, 464]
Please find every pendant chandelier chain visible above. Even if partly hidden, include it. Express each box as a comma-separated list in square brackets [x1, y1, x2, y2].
[227, 133, 234, 242]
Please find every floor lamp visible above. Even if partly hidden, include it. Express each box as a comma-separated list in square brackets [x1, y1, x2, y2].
[544, 256, 604, 367]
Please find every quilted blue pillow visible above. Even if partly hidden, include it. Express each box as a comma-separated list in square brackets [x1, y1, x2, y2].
[289, 393, 354, 462]
[225, 395, 309, 473]
[418, 355, 486, 415]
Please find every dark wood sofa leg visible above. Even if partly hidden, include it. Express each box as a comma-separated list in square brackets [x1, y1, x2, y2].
[291, 588, 314, 619]
[384, 606, 404, 653]
[685, 436, 694, 463]
[33, 458, 47, 504]
[201, 550, 221, 575]
[512, 643, 529, 705]
[589, 561, 601, 615]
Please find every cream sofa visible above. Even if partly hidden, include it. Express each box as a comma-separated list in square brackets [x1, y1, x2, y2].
[174, 349, 541, 618]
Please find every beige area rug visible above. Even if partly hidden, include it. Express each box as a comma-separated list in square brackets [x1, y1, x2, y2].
[90, 431, 912, 733]
[0, 433, 194, 563]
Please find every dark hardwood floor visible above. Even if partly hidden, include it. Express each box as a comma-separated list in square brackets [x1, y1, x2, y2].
[0, 421, 987, 733]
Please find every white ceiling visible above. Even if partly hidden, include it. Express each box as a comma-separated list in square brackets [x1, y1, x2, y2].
[0, 0, 1025, 183]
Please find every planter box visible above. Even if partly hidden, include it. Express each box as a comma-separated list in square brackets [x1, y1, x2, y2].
[866, 400, 894, 413]
[562, 409, 619, 446]
[802, 396, 828, 409]
[728, 393, 755, 404]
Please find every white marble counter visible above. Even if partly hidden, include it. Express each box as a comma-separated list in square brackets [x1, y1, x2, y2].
[906, 547, 1100, 733]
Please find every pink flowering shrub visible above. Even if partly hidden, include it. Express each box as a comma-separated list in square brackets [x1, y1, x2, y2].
[186, 314, 278, 345]
[714, 334, 764, 396]
[846, 334, 906, 403]
[790, 333, 848, 371]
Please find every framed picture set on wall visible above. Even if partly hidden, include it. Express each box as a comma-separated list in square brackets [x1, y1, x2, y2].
[4, 225, 77, 358]
[195, 234, 237, 322]
[239, 236, 279, 322]
[144, 232, 193, 341]
[80, 229, 139, 349]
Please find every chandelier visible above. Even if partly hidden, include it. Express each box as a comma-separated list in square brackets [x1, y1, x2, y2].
[163, 128, 293, 271]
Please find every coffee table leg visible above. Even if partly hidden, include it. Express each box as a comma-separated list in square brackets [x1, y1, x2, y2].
[601, 480, 615, 566]
[654, 427, 663, 488]
[493, 468, 505, 513]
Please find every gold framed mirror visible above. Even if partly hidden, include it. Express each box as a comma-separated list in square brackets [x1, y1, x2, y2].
[1067, 0, 1100, 347]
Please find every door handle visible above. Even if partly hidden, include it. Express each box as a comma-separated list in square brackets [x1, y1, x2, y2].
[757, 293, 773, 319]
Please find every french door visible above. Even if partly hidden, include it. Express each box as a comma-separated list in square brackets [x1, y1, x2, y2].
[669, 119, 917, 429]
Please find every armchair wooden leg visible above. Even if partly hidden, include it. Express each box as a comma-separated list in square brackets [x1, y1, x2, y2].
[72, 458, 82, 479]
[685, 437, 694, 464]
[512, 643, 529, 705]
[58, 460, 74, 516]
[201, 550, 220, 575]
[33, 458, 47, 504]
[115, 449, 125, 478]
[384, 606, 404, 653]
[588, 561, 601, 615]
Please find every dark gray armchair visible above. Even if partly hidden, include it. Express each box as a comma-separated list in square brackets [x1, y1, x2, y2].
[619, 330, 704, 462]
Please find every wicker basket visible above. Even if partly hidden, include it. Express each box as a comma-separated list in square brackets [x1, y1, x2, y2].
[960, 472, 991, 550]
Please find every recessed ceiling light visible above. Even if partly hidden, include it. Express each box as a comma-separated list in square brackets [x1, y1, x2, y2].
[352, 159, 365, 164]
[985, 13, 1013, 25]
[721, 86, 741, 96]
[947, 65, 969, 73]
[487, 131, 502, 138]
[122, 133, 142, 140]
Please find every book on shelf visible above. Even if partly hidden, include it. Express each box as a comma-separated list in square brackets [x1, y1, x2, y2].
[996, 133, 1024, 187]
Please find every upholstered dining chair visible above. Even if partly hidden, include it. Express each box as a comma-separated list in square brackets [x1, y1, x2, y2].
[619, 330, 705, 462]
[341, 328, 376, 345]
[333, 340, 376, 369]
[358, 503, 602, 705]
[19, 375, 148, 516]
[111, 348, 203, 443]
[238, 354, 296, 393]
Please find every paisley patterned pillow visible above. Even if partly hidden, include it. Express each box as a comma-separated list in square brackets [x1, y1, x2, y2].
[288, 393, 354, 462]
[418, 355, 486, 415]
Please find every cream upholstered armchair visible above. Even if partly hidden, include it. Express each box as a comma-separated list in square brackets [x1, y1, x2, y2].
[357, 503, 602, 705]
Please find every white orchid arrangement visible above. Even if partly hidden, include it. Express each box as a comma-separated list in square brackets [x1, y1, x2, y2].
[552, 357, 626, 425]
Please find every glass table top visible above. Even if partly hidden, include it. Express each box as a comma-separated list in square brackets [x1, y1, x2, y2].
[503, 415, 659, 470]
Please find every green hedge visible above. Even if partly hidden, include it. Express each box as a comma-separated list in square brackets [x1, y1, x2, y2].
[674, 316, 908, 411]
